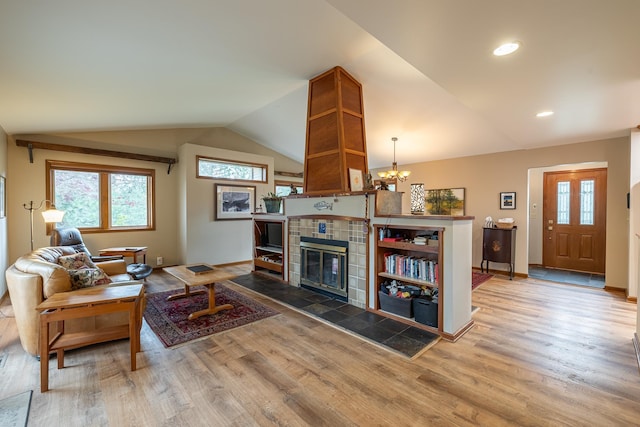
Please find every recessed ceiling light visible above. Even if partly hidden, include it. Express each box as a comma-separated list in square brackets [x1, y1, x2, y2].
[493, 41, 520, 56]
[536, 111, 554, 118]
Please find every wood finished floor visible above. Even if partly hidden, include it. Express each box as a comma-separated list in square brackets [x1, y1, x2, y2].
[0, 266, 639, 426]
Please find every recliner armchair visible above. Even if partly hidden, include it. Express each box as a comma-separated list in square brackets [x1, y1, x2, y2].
[50, 226, 123, 262]
[50, 226, 153, 281]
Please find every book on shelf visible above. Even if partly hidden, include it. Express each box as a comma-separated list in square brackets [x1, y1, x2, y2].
[383, 252, 438, 283]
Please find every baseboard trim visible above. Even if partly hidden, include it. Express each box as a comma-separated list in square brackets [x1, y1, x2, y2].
[627, 295, 638, 303]
[152, 260, 252, 271]
[633, 333, 640, 374]
[475, 267, 526, 279]
[441, 320, 475, 342]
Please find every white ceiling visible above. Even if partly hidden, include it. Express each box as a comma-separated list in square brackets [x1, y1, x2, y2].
[1, 0, 638, 169]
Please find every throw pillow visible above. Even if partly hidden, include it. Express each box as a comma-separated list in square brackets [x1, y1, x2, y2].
[58, 252, 112, 289]
[58, 252, 94, 270]
[67, 268, 109, 290]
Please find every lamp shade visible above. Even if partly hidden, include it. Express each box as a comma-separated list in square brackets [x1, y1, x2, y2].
[41, 208, 65, 223]
[410, 183, 425, 214]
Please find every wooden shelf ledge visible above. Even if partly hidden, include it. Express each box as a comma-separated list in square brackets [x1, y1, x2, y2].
[16, 139, 177, 173]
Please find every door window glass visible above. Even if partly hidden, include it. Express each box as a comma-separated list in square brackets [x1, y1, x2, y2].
[580, 179, 595, 225]
[557, 181, 570, 224]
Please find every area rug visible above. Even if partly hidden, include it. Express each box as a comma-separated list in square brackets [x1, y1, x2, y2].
[144, 284, 279, 348]
[472, 272, 493, 290]
[0, 390, 32, 427]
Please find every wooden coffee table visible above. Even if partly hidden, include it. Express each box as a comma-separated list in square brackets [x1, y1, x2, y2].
[162, 264, 237, 320]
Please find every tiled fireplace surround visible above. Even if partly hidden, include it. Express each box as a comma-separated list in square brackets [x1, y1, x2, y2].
[288, 218, 367, 308]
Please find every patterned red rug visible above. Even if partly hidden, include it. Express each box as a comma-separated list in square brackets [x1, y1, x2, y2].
[472, 272, 493, 290]
[144, 284, 279, 348]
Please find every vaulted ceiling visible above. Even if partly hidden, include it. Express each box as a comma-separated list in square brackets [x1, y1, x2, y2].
[1, 0, 638, 168]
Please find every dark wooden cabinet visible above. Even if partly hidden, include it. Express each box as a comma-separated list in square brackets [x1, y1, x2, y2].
[481, 227, 516, 279]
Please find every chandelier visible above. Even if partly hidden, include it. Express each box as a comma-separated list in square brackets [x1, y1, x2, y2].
[377, 137, 410, 182]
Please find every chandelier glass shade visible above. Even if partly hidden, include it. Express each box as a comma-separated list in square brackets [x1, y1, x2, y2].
[377, 137, 410, 182]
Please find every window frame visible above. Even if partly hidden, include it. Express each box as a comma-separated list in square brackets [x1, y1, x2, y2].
[196, 155, 268, 183]
[46, 160, 156, 233]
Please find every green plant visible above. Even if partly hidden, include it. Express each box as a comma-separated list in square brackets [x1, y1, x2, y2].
[262, 192, 283, 201]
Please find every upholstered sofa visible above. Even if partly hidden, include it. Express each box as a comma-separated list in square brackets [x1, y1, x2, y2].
[5, 246, 143, 357]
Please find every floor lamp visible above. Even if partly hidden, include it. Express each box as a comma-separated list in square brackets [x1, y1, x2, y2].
[23, 200, 65, 251]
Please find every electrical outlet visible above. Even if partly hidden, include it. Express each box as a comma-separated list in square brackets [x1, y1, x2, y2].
[156, 256, 163, 266]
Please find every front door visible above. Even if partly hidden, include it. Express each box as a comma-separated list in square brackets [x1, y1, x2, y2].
[543, 168, 607, 274]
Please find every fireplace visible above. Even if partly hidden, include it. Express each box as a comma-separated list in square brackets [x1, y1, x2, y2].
[300, 236, 348, 301]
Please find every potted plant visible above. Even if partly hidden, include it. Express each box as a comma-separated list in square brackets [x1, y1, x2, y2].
[262, 192, 283, 213]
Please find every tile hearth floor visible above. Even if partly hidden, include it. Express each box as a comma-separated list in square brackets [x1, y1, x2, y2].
[231, 273, 439, 358]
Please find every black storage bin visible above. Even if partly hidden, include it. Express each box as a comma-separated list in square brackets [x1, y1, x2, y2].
[413, 297, 438, 327]
[378, 291, 413, 318]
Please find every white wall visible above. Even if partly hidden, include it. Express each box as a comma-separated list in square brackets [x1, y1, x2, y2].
[178, 143, 275, 265]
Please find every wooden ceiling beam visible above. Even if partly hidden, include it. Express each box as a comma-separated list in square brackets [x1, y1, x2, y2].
[16, 139, 177, 174]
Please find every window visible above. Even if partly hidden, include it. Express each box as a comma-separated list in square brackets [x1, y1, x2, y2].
[275, 181, 303, 197]
[580, 179, 595, 225]
[46, 160, 155, 232]
[197, 156, 267, 183]
[556, 181, 570, 225]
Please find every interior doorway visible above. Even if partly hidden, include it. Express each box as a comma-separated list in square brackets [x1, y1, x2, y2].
[528, 163, 608, 287]
[543, 168, 607, 274]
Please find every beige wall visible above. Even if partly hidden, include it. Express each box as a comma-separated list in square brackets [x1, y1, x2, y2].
[177, 143, 275, 265]
[629, 130, 639, 334]
[6, 136, 179, 267]
[6, 128, 303, 268]
[374, 136, 631, 290]
[0, 127, 7, 298]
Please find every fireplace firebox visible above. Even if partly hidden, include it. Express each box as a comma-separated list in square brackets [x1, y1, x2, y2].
[300, 237, 348, 300]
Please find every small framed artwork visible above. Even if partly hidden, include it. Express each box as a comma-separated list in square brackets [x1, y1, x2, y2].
[500, 192, 516, 210]
[214, 184, 256, 220]
[0, 176, 5, 218]
[349, 168, 363, 191]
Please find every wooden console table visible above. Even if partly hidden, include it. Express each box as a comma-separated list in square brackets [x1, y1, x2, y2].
[36, 284, 144, 392]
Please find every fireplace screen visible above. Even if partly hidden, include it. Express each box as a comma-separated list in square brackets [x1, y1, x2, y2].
[300, 237, 348, 299]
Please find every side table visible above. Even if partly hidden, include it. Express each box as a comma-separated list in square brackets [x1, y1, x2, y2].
[99, 246, 147, 264]
[36, 284, 144, 392]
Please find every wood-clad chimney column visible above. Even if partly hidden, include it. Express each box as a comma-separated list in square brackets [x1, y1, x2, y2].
[303, 66, 368, 195]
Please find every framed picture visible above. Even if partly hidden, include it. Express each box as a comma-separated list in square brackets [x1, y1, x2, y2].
[0, 176, 5, 218]
[425, 188, 465, 216]
[349, 168, 363, 191]
[214, 184, 255, 220]
[500, 192, 516, 210]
